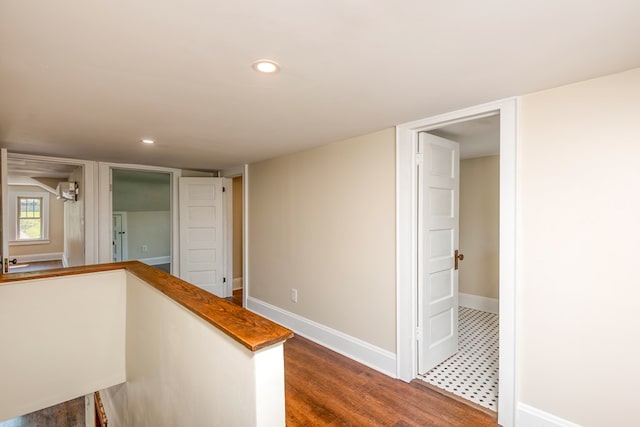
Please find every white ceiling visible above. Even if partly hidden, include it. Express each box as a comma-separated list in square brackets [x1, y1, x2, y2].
[430, 115, 500, 160]
[1, 1, 639, 170]
[8, 158, 78, 179]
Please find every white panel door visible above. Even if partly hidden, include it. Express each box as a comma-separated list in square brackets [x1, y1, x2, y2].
[0, 149, 7, 274]
[112, 214, 125, 262]
[179, 178, 227, 297]
[418, 132, 460, 374]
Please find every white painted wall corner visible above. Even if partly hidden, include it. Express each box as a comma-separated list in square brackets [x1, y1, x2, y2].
[247, 296, 397, 377]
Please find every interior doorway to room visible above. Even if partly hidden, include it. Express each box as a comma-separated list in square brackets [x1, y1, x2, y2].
[397, 98, 516, 427]
[415, 115, 501, 412]
[4, 154, 88, 273]
[230, 175, 244, 306]
[111, 169, 172, 273]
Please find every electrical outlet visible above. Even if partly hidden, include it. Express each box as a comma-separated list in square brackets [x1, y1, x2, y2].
[290, 288, 298, 303]
[142, 245, 148, 253]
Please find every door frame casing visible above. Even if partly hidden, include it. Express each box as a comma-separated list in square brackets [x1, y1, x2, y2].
[98, 162, 181, 275]
[395, 97, 517, 427]
[221, 165, 248, 306]
[4, 152, 98, 266]
[1, 149, 8, 273]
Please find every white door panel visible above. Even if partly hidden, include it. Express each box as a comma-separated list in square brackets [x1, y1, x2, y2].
[179, 178, 228, 297]
[418, 133, 460, 374]
[113, 214, 122, 262]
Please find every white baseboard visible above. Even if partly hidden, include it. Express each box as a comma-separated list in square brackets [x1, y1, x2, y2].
[459, 292, 499, 314]
[62, 255, 69, 268]
[247, 296, 397, 377]
[138, 256, 171, 266]
[232, 277, 243, 290]
[10, 252, 63, 263]
[518, 403, 583, 427]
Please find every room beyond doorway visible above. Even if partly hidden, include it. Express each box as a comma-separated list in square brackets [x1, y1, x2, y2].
[415, 115, 501, 411]
[232, 175, 243, 300]
[5, 153, 95, 273]
[111, 169, 172, 272]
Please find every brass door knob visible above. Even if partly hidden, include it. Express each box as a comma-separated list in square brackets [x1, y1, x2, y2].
[454, 250, 464, 270]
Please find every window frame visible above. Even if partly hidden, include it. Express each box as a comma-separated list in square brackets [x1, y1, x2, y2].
[8, 189, 51, 245]
[17, 196, 44, 240]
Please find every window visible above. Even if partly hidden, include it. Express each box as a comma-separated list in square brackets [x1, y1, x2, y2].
[8, 190, 50, 244]
[17, 197, 43, 240]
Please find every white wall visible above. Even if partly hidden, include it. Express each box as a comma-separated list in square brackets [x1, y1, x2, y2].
[0, 268, 287, 426]
[125, 211, 170, 260]
[248, 128, 396, 353]
[518, 67, 640, 426]
[459, 156, 499, 299]
[117, 273, 285, 427]
[64, 166, 85, 267]
[112, 170, 170, 212]
[0, 270, 126, 422]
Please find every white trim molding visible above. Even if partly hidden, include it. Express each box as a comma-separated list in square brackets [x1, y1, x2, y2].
[518, 403, 583, 427]
[247, 296, 397, 377]
[223, 178, 233, 298]
[395, 97, 518, 427]
[9, 252, 63, 263]
[7, 152, 98, 265]
[232, 277, 243, 291]
[97, 162, 181, 276]
[221, 165, 244, 178]
[459, 293, 499, 314]
[242, 164, 249, 308]
[139, 256, 171, 266]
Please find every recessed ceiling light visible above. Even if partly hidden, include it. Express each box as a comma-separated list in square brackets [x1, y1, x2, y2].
[252, 59, 280, 74]
[141, 139, 155, 144]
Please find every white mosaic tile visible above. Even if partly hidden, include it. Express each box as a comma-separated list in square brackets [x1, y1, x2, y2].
[418, 307, 499, 411]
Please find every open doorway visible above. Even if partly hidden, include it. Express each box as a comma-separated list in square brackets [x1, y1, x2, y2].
[396, 98, 517, 427]
[230, 175, 244, 306]
[111, 169, 172, 273]
[5, 155, 92, 273]
[415, 116, 500, 412]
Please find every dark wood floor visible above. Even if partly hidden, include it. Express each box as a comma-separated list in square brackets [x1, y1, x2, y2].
[228, 287, 497, 426]
[1, 286, 498, 426]
[0, 397, 84, 427]
[285, 336, 498, 426]
[225, 288, 243, 306]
